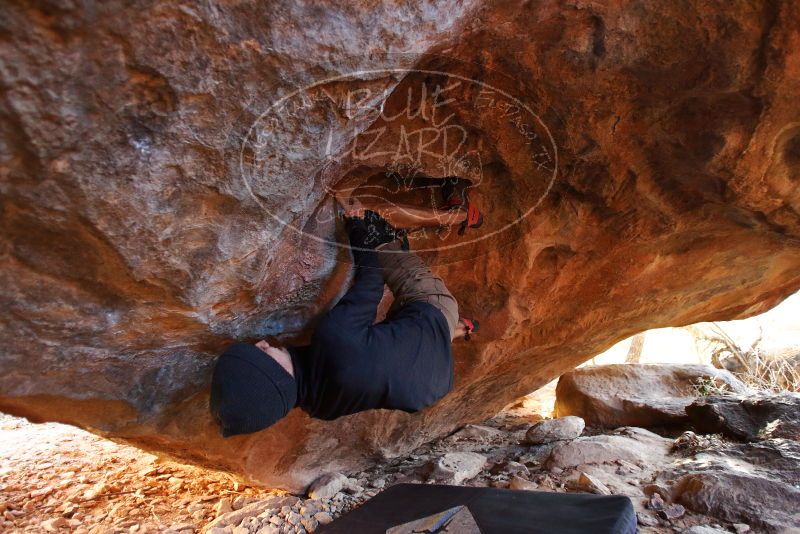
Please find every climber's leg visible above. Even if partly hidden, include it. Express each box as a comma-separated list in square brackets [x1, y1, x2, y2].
[358, 199, 467, 229]
[375, 240, 459, 339]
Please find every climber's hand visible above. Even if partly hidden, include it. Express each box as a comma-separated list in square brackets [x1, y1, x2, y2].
[334, 192, 366, 220]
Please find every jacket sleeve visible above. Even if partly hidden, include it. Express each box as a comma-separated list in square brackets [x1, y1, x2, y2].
[322, 218, 385, 329]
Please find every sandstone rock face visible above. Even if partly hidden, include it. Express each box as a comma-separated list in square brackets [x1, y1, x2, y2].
[554, 364, 749, 428]
[686, 393, 800, 441]
[2, 1, 800, 491]
[674, 472, 799, 533]
[545, 427, 672, 470]
[666, 438, 800, 532]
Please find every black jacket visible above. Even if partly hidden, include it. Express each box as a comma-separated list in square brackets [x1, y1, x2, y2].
[288, 219, 454, 420]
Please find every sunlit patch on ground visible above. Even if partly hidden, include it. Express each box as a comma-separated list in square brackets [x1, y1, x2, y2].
[0, 414, 278, 533]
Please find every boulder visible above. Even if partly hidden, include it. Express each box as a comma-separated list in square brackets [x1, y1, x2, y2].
[687, 439, 800, 487]
[524, 416, 585, 444]
[674, 472, 799, 533]
[545, 427, 672, 470]
[2, 1, 800, 491]
[428, 452, 487, 485]
[685, 392, 800, 441]
[555, 364, 748, 428]
[306, 473, 348, 500]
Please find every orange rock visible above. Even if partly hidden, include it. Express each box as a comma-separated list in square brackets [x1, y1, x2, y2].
[1, 1, 800, 493]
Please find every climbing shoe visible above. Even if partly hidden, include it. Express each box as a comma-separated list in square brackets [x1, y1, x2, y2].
[363, 210, 409, 250]
[461, 318, 480, 341]
[442, 178, 484, 235]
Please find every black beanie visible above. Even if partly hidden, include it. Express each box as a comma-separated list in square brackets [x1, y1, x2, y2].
[210, 343, 297, 437]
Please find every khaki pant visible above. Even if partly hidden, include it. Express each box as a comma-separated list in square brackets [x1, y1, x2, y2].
[376, 240, 459, 338]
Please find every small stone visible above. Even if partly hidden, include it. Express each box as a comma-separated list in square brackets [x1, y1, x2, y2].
[491, 460, 530, 478]
[524, 417, 585, 444]
[370, 478, 386, 489]
[62, 503, 79, 518]
[452, 424, 503, 440]
[270, 515, 284, 526]
[257, 508, 276, 519]
[642, 483, 671, 502]
[22, 500, 36, 512]
[534, 474, 558, 490]
[187, 503, 204, 513]
[256, 527, 280, 534]
[732, 524, 750, 534]
[301, 518, 319, 531]
[657, 504, 685, 521]
[83, 482, 108, 500]
[286, 512, 302, 526]
[138, 466, 158, 477]
[241, 517, 260, 530]
[30, 486, 55, 498]
[308, 473, 348, 500]
[572, 472, 611, 495]
[215, 498, 233, 516]
[42, 517, 68, 532]
[681, 527, 730, 534]
[231, 527, 249, 534]
[636, 512, 659, 527]
[342, 478, 364, 495]
[646, 492, 665, 511]
[509, 476, 537, 491]
[232, 495, 255, 510]
[430, 452, 487, 485]
[616, 459, 641, 471]
[313, 512, 333, 525]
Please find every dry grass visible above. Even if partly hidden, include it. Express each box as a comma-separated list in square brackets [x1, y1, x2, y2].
[700, 323, 800, 393]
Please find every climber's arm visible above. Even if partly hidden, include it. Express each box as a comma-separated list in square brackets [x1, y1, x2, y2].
[321, 217, 385, 329]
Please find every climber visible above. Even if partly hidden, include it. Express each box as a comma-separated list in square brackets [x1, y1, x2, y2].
[209, 194, 479, 437]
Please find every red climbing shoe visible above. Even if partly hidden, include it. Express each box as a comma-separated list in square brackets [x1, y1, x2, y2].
[461, 318, 480, 341]
[442, 178, 484, 235]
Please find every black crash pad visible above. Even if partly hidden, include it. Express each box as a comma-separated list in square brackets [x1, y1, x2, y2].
[318, 483, 636, 534]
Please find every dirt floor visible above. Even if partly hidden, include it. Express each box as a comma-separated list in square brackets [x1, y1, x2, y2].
[0, 380, 787, 534]
[0, 413, 280, 533]
[0, 386, 557, 533]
